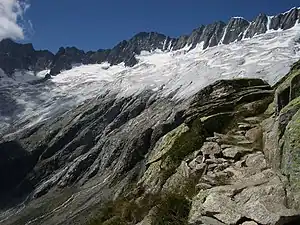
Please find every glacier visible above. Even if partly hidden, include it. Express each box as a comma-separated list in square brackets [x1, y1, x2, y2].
[1, 23, 300, 136]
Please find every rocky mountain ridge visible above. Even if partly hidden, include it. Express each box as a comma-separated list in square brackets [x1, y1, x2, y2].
[0, 7, 300, 76]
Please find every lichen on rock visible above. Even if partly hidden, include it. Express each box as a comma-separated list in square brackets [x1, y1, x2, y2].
[281, 109, 300, 206]
[140, 118, 206, 195]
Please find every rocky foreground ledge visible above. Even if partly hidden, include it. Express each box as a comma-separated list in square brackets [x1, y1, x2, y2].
[1, 61, 300, 225]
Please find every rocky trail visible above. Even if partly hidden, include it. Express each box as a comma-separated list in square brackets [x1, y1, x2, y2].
[188, 115, 297, 225]
[134, 108, 298, 225]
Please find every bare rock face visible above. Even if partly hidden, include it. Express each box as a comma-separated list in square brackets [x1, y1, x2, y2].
[200, 142, 222, 158]
[281, 8, 299, 30]
[49, 47, 85, 75]
[245, 126, 263, 150]
[262, 59, 300, 212]
[244, 13, 268, 38]
[0, 39, 53, 75]
[270, 8, 300, 31]
[222, 17, 250, 44]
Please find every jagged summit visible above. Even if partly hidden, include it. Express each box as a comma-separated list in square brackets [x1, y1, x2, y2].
[0, 7, 299, 76]
[0, 39, 53, 75]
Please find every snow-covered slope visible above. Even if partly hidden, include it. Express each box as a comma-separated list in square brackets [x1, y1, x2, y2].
[1, 24, 300, 136]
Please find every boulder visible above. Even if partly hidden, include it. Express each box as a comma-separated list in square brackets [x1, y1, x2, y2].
[245, 126, 263, 150]
[262, 117, 281, 169]
[200, 142, 222, 158]
[241, 221, 258, 225]
[222, 146, 253, 160]
[189, 169, 298, 225]
[192, 216, 226, 225]
[245, 152, 267, 170]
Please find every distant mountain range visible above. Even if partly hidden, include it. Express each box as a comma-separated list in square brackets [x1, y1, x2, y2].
[0, 7, 299, 76]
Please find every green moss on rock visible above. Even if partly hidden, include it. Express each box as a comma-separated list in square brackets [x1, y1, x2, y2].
[148, 118, 205, 165]
[167, 118, 205, 164]
[281, 96, 300, 114]
[146, 124, 190, 165]
[140, 119, 206, 195]
[281, 109, 300, 203]
[278, 96, 300, 137]
[265, 101, 276, 116]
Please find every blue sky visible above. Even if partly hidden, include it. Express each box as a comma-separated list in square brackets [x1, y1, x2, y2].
[23, 0, 300, 52]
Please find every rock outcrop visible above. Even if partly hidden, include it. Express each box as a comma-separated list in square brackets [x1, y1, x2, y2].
[222, 17, 250, 44]
[270, 7, 299, 30]
[263, 60, 300, 209]
[244, 13, 268, 38]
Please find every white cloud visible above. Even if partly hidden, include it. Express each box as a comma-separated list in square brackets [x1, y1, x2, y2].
[0, 0, 31, 41]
